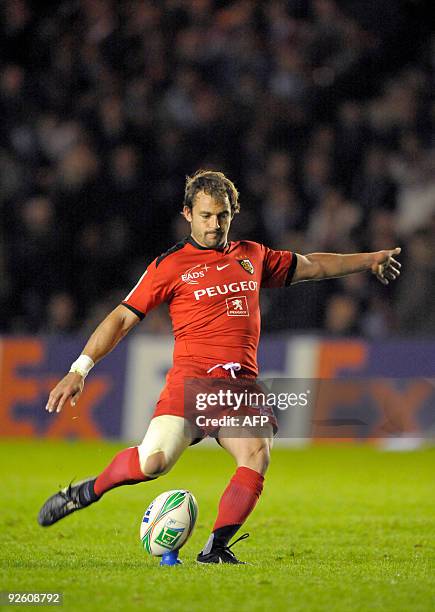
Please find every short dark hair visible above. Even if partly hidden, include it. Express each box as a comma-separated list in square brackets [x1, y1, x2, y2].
[183, 170, 240, 215]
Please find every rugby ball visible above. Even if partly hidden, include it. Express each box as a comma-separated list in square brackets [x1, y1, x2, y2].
[140, 490, 198, 556]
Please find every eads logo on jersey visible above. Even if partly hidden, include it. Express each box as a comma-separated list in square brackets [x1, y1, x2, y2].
[181, 263, 210, 284]
[238, 259, 254, 275]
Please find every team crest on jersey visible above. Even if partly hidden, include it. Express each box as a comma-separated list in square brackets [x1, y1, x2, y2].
[238, 259, 254, 275]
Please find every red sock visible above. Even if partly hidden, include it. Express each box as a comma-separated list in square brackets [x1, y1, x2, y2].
[94, 447, 148, 497]
[213, 466, 264, 531]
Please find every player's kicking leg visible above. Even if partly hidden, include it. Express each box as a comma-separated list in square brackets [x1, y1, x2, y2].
[197, 424, 273, 564]
[38, 415, 192, 526]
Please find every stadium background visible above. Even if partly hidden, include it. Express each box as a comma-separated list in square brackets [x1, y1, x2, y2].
[1, 2, 434, 611]
[0, 0, 433, 442]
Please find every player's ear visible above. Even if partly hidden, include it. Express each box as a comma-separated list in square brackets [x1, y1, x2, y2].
[182, 205, 192, 222]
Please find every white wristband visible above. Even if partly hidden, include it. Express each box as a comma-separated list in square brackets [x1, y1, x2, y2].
[69, 355, 95, 379]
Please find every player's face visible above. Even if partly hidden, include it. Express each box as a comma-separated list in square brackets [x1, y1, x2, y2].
[184, 191, 233, 249]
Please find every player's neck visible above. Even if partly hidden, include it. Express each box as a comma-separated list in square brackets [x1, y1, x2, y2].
[187, 234, 229, 251]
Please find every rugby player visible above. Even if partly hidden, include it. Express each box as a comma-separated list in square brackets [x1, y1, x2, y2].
[38, 170, 401, 564]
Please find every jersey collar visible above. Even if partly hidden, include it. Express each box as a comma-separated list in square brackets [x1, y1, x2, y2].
[187, 235, 231, 252]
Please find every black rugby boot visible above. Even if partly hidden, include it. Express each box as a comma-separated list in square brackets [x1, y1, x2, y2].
[38, 478, 98, 527]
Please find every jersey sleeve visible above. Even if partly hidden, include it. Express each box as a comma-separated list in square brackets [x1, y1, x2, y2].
[122, 258, 173, 319]
[261, 245, 298, 288]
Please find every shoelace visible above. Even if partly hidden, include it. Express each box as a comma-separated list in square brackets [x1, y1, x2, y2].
[225, 532, 250, 554]
[59, 481, 79, 503]
[207, 362, 242, 379]
[59, 483, 72, 500]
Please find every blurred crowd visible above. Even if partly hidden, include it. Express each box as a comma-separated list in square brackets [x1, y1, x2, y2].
[0, 0, 434, 337]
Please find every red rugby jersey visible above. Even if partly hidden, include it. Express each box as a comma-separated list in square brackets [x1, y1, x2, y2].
[122, 236, 297, 374]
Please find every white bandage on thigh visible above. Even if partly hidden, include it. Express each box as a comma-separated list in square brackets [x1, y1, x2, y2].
[137, 415, 193, 477]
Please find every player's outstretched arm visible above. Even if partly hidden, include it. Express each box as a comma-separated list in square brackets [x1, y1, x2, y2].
[292, 248, 401, 285]
[45, 305, 140, 414]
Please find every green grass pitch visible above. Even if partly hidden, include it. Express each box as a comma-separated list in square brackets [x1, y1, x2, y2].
[1, 440, 434, 611]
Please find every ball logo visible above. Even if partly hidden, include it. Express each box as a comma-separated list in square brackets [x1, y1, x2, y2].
[154, 523, 185, 550]
[142, 502, 154, 523]
[181, 263, 210, 284]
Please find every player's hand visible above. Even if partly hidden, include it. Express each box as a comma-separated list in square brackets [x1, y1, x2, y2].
[371, 247, 402, 285]
[45, 372, 85, 413]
